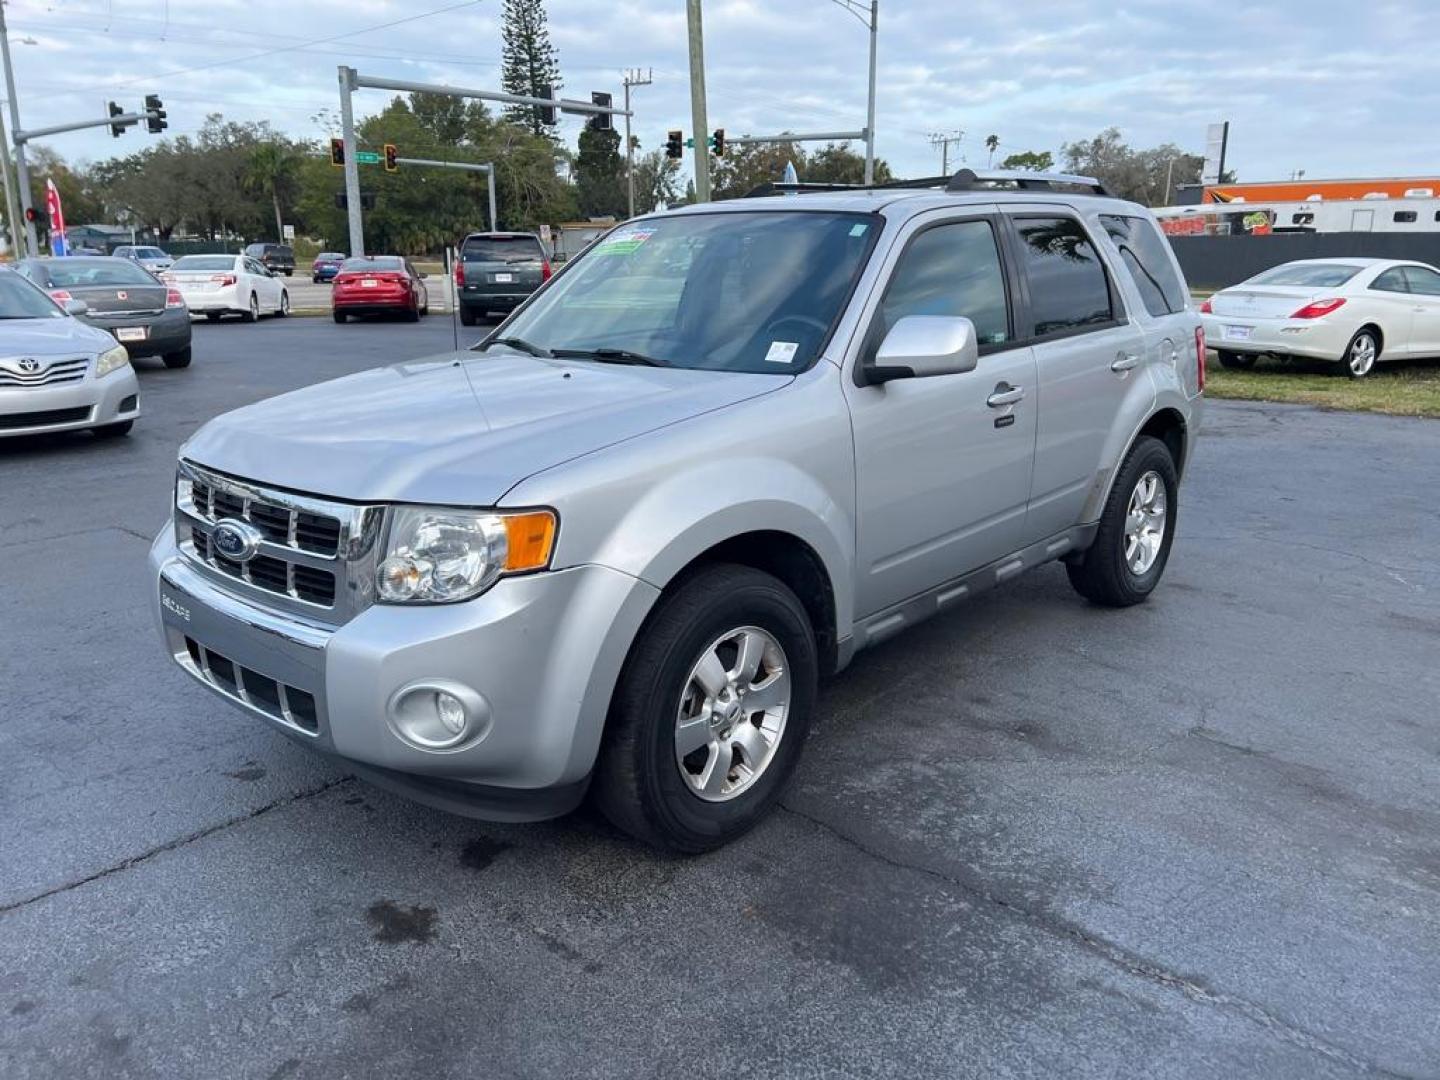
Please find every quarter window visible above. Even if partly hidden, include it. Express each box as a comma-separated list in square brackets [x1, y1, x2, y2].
[877, 220, 1011, 349]
[1100, 214, 1187, 317]
[1013, 216, 1115, 336]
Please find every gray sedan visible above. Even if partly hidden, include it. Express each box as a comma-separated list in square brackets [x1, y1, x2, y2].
[15, 256, 192, 369]
[113, 244, 175, 274]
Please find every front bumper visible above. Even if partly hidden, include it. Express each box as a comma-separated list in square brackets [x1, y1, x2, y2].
[1201, 314, 1349, 362]
[150, 527, 659, 820]
[0, 367, 140, 437]
[85, 306, 192, 358]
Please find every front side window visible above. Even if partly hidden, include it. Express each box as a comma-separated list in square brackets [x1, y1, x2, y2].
[1371, 268, 1409, 293]
[1403, 266, 1440, 296]
[492, 210, 878, 374]
[1012, 216, 1115, 337]
[875, 220, 1011, 349]
[1100, 214, 1187, 317]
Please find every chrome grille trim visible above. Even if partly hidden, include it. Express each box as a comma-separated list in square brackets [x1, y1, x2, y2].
[175, 460, 384, 625]
[0, 357, 89, 388]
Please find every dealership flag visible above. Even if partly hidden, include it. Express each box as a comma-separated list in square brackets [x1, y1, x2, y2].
[45, 179, 67, 256]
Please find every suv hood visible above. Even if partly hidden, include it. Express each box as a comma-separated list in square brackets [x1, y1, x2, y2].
[182, 349, 789, 505]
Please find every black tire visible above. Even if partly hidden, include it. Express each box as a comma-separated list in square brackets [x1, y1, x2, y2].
[93, 420, 133, 438]
[592, 564, 819, 853]
[1217, 350, 1256, 370]
[404, 305, 420, 323]
[278, 291, 291, 317]
[162, 346, 192, 369]
[1066, 435, 1179, 608]
[332, 310, 347, 324]
[205, 312, 221, 323]
[242, 294, 259, 323]
[459, 307, 477, 327]
[283, 269, 293, 277]
[1342, 328, 1380, 379]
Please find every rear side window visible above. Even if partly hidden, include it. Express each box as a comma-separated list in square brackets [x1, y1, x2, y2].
[1100, 214, 1187, 317]
[1011, 216, 1114, 337]
[1403, 266, 1440, 296]
[463, 236, 544, 263]
[877, 220, 1011, 348]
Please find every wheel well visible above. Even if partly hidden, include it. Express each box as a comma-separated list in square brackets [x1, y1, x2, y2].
[669, 531, 839, 675]
[1359, 323, 1384, 355]
[1138, 408, 1188, 478]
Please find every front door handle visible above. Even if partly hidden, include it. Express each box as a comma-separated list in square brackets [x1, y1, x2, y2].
[987, 383, 1024, 408]
[1111, 353, 1140, 372]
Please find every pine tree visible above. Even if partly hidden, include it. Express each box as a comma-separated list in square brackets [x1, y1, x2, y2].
[500, 0, 563, 138]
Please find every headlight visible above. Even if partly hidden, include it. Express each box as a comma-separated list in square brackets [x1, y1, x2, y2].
[376, 507, 557, 604]
[96, 344, 130, 378]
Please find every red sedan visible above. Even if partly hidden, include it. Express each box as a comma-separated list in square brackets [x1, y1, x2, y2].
[331, 256, 429, 323]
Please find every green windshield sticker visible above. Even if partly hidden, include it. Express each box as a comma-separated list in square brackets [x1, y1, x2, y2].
[594, 227, 655, 256]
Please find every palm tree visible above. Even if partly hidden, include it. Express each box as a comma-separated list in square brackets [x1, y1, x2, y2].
[243, 142, 298, 242]
[985, 134, 1000, 167]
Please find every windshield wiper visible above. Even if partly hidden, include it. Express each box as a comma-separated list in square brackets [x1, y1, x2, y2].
[551, 347, 671, 368]
[480, 336, 552, 358]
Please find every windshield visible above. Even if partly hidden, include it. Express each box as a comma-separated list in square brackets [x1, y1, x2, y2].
[140, 248, 165, 258]
[36, 258, 157, 287]
[490, 211, 879, 374]
[463, 236, 544, 264]
[1249, 263, 1363, 287]
[173, 256, 236, 272]
[0, 270, 65, 319]
[340, 257, 404, 272]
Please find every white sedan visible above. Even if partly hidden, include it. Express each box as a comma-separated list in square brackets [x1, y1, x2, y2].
[1200, 258, 1440, 378]
[164, 254, 290, 322]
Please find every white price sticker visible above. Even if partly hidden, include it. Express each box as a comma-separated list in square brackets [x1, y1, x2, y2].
[764, 341, 799, 365]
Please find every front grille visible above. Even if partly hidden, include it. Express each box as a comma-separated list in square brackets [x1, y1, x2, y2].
[176, 462, 382, 623]
[0, 406, 92, 430]
[0, 357, 89, 388]
[183, 636, 320, 734]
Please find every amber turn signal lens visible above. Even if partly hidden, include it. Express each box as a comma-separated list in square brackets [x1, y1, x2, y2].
[503, 511, 557, 571]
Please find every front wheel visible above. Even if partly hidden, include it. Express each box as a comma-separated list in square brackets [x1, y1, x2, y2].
[1217, 350, 1256, 370]
[1343, 329, 1379, 378]
[1066, 435, 1178, 608]
[593, 564, 818, 853]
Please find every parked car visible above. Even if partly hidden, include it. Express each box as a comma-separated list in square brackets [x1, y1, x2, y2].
[1200, 257, 1440, 378]
[331, 256, 428, 322]
[149, 170, 1202, 852]
[165, 254, 290, 322]
[114, 245, 175, 274]
[0, 266, 140, 438]
[243, 242, 295, 276]
[311, 252, 346, 283]
[15, 255, 192, 369]
[455, 231, 550, 326]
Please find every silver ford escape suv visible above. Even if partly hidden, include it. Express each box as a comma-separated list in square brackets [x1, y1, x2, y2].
[150, 169, 1203, 852]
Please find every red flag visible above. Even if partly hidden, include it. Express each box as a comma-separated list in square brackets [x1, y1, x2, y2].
[46, 179, 67, 256]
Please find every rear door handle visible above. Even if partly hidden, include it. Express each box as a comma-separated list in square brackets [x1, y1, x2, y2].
[1111, 353, 1140, 372]
[987, 383, 1024, 408]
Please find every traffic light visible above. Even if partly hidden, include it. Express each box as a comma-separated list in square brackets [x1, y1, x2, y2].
[537, 85, 557, 126]
[144, 94, 167, 134]
[24, 206, 37, 223]
[712, 128, 725, 158]
[383, 144, 398, 172]
[330, 138, 345, 167]
[108, 102, 125, 138]
[589, 92, 613, 132]
[665, 130, 683, 159]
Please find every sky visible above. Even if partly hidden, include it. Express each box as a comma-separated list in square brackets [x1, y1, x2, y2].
[4, 0, 1438, 188]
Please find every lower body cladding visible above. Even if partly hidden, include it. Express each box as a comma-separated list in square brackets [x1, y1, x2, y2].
[0, 369, 140, 437]
[149, 527, 659, 821]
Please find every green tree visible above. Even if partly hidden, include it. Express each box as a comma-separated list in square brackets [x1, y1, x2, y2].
[985, 134, 1000, 165]
[243, 141, 301, 242]
[710, 139, 891, 199]
[999, 150, 1054, 172]
[575, 125, 625, 219]
[500, 0, 563, 137]
[1061, 128, 1202, 205]
[631, 148, 681, 214]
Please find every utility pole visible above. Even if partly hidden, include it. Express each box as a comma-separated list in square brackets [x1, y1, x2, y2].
[622, 68, 652, 218]
[0, 0, 38, 256]
[685, 0, 711, 202]
[929, 130, 963, 175]
[338, 66, 364, 257]
[0, 100, 21, 257]
[864, 0, 877, 185]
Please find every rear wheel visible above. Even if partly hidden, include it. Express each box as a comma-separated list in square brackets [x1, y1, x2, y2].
[1067, 435, 1178, 608]
[1343, 328, 1379, 378]
[1217, 350, 1256, 370]
[242, 294, 259, 323]
[332, 310, 347, 324]
[162, 346, 192, 369]
[593, 564, 818, 853]
[278, 291, 291, 317]
[93, 420, 133, 438]
[459, 307, 477, 327]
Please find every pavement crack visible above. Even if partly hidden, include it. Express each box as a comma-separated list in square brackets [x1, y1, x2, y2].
[776, 801, 1417, 1079]
[0, 776, 353, 917]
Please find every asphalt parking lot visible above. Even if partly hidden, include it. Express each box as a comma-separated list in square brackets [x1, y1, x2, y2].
[3, 318, 1439, 1079]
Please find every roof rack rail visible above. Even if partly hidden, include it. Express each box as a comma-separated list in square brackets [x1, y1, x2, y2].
[742, 168, 1112, 200]
[743, 181, 866, 198]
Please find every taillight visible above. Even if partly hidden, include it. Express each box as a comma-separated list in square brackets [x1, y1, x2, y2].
[541, 260, 553, 282]
[210, 274, 236, 286]
[1291, 297, 1346, 319]
[1198, 298, 1213, 314]
[454, 262, 465, 286]
[48, 289, 73, 304]
[165, 288, 186, 309]
[1195, 325, 1206, 392]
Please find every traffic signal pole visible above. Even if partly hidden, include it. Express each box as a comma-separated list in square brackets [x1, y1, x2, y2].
[338, 66, 364, 257]
[685, 0, 711, 202]
[1, 0, 37, 256]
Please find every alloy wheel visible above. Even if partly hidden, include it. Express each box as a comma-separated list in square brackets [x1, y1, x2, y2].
[1124, 470, 1168, 575]
[1348, 334, 1376, 377]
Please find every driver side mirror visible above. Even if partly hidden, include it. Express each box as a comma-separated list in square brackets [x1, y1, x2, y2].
[860, 315, 980, 385]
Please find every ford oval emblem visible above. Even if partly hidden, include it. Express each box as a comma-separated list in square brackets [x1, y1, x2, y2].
[211, 518, 263, 562]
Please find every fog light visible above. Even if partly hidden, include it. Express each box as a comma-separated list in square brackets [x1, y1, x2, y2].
[386, 679, 491, 752]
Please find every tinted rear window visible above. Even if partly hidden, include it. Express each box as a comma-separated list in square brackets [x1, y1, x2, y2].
[340, 257, 404, 272]
[1100, 214, 1187, 317]
[463, 236, 544, 263]
[173, 256, 237, 272]
[1012, 217, 1115, 337]
[36, 258, 157, 287]
[1249, 264, 1363, 287]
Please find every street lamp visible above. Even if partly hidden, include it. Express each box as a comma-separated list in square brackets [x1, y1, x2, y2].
[824, 0, 878, 185]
